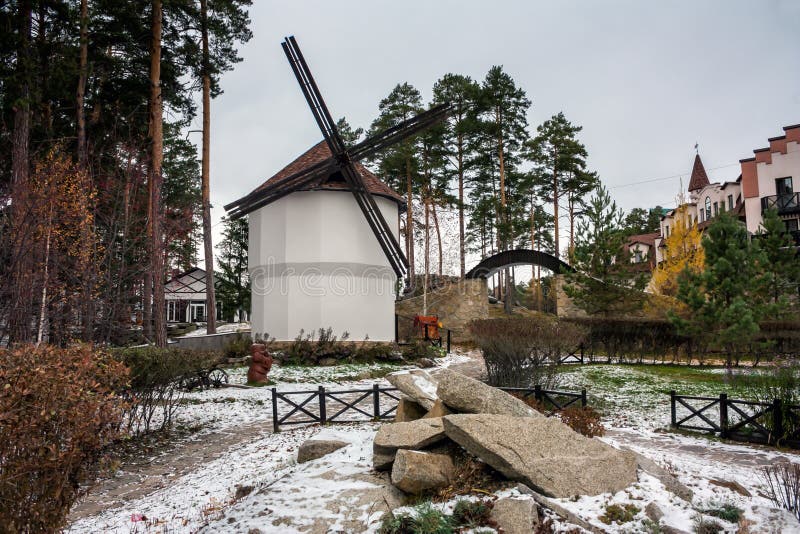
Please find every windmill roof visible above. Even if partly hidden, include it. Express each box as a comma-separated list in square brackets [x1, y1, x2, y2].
[688, 154, 711, 192]
[249, 141, 404, 206]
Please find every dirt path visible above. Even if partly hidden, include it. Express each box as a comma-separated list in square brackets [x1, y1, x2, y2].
[68, 420, 273, 522]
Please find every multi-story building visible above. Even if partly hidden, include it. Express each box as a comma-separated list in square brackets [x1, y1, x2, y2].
[651, 123, 799, 266]
[741, 123, 800, 236]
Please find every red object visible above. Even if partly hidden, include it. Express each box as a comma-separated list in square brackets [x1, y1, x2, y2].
[413, 315, 440, 341]
[247, 344, 273, 384]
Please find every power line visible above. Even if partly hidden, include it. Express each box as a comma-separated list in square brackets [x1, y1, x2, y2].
[609, 162, 740, 190]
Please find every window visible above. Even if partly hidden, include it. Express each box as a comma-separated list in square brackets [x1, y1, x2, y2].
[167, 301, 177, 322]
[786, 219, 799, 232]
[665, 225, 669, 237]
[776, 176, 794, 196]
[705, 197, 711, 220]
[190, 302, 206, 321]
[728, 194, 734, 211]
[634, 250, 643, 263]
[713, 202, 719, 216]
[699, 210, 704, 222]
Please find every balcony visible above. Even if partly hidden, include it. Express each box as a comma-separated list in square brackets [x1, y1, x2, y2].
[761, 192, 800, 215]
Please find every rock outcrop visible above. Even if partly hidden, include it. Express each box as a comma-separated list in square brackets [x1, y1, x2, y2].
[442, 414, 637, 497]
[386, 370, 438, 410]
[373, 418, 446, 470]
[390, 450, 454, 494]
[394, 398, 426, 422]
[435, 368, 540, 418]
[297, 439, 349, 463]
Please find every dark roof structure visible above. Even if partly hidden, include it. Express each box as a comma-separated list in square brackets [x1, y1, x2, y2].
[246, 141, 404, 207]
[688, 154, 711, 192]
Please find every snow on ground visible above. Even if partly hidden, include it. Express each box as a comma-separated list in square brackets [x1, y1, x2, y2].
[68, 357, 800, 533]
[178, 322, 251, 337]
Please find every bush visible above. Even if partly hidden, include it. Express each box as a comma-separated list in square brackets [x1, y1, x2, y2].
[735, 361, 800, 443]
[113, 347, 221, 435]
[762, 461, 800, 522]
[599, 503, 639, 525]
[701, 502, 743, 523]
[0, 344, 129, 533]
[558, 406, 605, 438]
[223, 333, 251, 359]
[469, 317, 587, 388]
[451, 499, 493, 528]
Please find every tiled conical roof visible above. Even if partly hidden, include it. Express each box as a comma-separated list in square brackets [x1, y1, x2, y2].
[688, 154, 711, 192]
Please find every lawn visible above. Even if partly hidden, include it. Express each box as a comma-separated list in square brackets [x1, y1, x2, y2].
[557, 363, 772, 430]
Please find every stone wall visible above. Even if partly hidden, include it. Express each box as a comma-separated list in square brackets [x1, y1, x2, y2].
[553, 275, 586, 318]
[395, 279, 489, 343]
[172, 331, 251, 351]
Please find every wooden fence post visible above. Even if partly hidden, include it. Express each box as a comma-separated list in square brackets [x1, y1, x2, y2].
[773, 398, 784, 446]
[271, 387, 280, 432]
[447, 330, 451, 353]
[318, 385, 327, 424]
[670, 391, 676, 428]
[581, 389, 587, 408]
[534, 384, 542, 404]
[373, 383, 381, 419]
[580, 343, 584, 364]
[719, 393, 728, 438]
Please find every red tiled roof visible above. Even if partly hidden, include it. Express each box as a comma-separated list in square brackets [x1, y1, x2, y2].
[250, 141, 404, 205]
[627, 232, 659, 247]
[688, 154, 711, 192]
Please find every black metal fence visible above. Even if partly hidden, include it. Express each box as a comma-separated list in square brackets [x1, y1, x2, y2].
[670, 391, 800, 448]
[271, 383, 588, 431]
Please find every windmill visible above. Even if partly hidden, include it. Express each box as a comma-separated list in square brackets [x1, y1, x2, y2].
[225, 36, 451, 281]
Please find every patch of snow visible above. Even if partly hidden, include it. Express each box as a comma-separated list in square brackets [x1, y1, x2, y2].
[178, 322, 250, 338]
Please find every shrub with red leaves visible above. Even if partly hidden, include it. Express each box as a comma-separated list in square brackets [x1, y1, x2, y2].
[558, 406, 606, 438]
[0, 344, 129, 533]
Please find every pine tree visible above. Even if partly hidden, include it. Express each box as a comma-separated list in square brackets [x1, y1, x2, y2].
[470, 66, 530, 310]
[215, 216, 250, 322]
[651, 204, 704, 297]
[671, 210, 766, 366]
[369, 83, 423, 284]
[336, 117, 364, 147]
[526, 112, 591, 259]
[565, 184, 647, 316]
[757, 208, 800, 319]
[432, 73, 480, 277]
[624, 206, 663, 235]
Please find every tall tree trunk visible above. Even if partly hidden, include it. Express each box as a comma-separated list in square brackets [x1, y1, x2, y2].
[405, 157, 415, 288]
[496, 108, 511, 314]
[432, 202, 442, 276]
[200, 0, 216, 334]
[149, 0, 167, 347]
[423, 198, 429, 316]
[568, 195, 575, 261]
[37, 203, 54, 345]
[9, 1, 33, 343]
[457, 132, 465, 278]
[76, 0, 88, 168]
[552, 150, 559, 259]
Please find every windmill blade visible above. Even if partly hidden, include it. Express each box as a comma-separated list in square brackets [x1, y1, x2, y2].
[338, 159, 408, 278]
[282, 36, 347, 158]
[226, 159, 336, 220]
[349, 103, 452, 162]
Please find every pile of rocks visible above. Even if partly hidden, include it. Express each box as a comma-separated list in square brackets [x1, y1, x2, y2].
[375, 368, 638, 499]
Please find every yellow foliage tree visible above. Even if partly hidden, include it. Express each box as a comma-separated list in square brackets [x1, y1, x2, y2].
[651, 204, 704, 297]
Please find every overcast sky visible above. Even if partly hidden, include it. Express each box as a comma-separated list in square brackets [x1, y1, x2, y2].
[196, 0, 800, 265]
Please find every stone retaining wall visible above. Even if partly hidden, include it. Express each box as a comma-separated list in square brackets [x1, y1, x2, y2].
[395, 279, 489, 343]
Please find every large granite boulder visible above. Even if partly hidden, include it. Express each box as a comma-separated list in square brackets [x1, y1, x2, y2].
[394, 398, 426, 422]
[435, 368, 541, 418]
[297, 439, 349, 463]
[490, 497, 539, 534]
[442, 414, 637, 498]
[386, 370, 438, 410]
[391, 450, 454, 494]
[373, 418, 447, 470]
